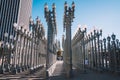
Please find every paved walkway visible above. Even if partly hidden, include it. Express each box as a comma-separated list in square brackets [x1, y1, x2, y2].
[0, 67, 46, 80]
[52, 61, 65, 76]
[50, 61, 120, 80]
[0, 61, 120, 80]
[50, 61, 66, 80]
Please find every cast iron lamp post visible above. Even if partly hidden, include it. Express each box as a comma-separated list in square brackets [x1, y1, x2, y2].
[111, 33, 117, 71]
[21, 28, 26, 71]
[93, 30, 98, 69]
[96, 29, 102, 70]
[8, 35, 14, 72]
[44, 3, 57, 78]
[116, 39, 119, 71]
[29, 17, 34, 72]
[81, 27, 87, 72]
[100, 40, 104, 69]
[25, 31, 29, 70]
[10, 23, 19, 74]
[107, 35, 111, 70]
[4, 42, 10, 72]
[103, 38, 107, 69]
[13, 25, 23, 73]
[63, 1, 75, 77]
[90, 32, 95, 68]
[88, 34, 91, 68]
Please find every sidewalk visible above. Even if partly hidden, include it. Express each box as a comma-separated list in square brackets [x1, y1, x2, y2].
[50, 61, 120, 80]
[0, 67, 46, 80]
[52, 61, 65, 76]
[50, 61, 66, 80]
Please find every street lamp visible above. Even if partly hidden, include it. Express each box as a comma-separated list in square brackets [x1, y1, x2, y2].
[63, 1, 75, 78]
[21, 28, 26, 71]
[99, 40, 104, 70]
[27, 32, 31, 69]
[96, 29, 102, 70]
[9, 35, 13, 64]
[10, 23, 19, 74]
[88, 34, 91, 68]
[116, 39, 120, 71]
[111, 33, 117, 71]
[29, 17, 36, 72]
[16, 26, 23, 73]
[93, 29, 98, 70]
[44, 3, 57, 78]
[107, 35, 111, 70]
[81, 27, 87, 72]
[103, 38, 107, 69]
[90, 32, 95, 68]
[29, 17, 34, 71]
[24, 31, 29, 70]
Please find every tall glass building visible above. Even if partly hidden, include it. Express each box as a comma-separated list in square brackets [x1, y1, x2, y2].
[0, 0, 32, 41]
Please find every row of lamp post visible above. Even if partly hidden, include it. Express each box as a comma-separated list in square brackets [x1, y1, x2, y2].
[84, 29, 102, 70]
[0, 16, 46, 74]
[72, 26, 120, 73]
[0, 32, 14, 74]
[81, 28, 120, 73]
[71, 27, 86, 72]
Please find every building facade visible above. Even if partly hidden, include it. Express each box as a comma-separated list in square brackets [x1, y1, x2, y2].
[0, 0, 32, 41]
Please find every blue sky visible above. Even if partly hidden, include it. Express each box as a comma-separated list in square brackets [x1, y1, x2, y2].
[32, 0, 120, 43]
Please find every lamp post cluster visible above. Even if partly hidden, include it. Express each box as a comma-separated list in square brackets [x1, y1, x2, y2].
[105, 34, 120, 72]
[72, 27, 86, 72]
[29, 16, 46, 73]
[84, 29, 102, 70]
[0, 33, 14, 74]
[63, 1, 75, 77]
[84, 31, 120, 73]
[0, 16, 46, 74]
[44, 3, 57, 77]
[72, 26, 120, 73]
[11, 23, 32, 74]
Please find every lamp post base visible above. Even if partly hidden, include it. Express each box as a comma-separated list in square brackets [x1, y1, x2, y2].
[21, 66, 25, 71]
[69, 69, 73, 78]
[10, 67, 16, 74]
[46, 70, 49, 80]
[0, 68, 3, 74]
[16, 65, 21, 73]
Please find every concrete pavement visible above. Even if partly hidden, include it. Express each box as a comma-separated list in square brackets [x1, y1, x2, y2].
[0, 67, 46, 80]
[0, 61, 120, 80]
[50, 61, 120, 80]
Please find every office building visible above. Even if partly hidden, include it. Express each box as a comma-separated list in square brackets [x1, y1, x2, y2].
[0, 0, 32, 41]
